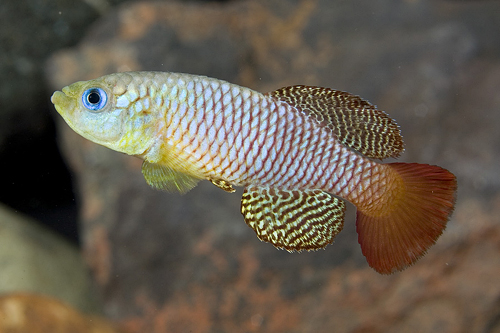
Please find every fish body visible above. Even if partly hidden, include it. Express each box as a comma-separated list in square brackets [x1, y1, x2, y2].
[52, 71, 457, 274]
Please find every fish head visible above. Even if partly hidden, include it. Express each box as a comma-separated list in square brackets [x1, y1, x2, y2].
[51, 73, 156, 156]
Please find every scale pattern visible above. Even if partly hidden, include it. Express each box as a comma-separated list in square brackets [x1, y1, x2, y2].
[108, 72, 385, 207]
[154, 74, 358, 193]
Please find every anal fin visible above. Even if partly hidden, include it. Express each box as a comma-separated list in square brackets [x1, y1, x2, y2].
[241, 186, 346, 251]
[141, 161, 200, 194]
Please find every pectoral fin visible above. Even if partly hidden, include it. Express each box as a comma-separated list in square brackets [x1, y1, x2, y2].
[241, 186, 345, 251]
[141, 161, 200, 194]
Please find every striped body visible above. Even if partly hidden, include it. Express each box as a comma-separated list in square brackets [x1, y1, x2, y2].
[52, 71, 456, 274]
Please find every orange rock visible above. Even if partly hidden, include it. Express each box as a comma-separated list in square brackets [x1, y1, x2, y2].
[0, 293, 126, 333]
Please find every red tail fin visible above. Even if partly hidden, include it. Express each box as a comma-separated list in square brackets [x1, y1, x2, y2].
[356, 163, 457, 274]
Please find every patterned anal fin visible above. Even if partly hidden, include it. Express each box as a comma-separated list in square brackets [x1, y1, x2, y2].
[240, 186, 346, 251]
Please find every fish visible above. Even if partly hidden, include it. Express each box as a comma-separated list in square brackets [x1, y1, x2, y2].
[51, 71, 457, 274]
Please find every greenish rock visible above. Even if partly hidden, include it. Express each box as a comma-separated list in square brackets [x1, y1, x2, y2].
[0, 203, 100, 314]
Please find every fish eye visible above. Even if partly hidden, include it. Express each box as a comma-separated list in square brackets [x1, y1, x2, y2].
[82, 88, 107, 111]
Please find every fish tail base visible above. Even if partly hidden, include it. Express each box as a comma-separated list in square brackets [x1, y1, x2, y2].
[356, 162, 457, 274]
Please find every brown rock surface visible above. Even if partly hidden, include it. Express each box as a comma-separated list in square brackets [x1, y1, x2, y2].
[46, 0, 500, 332]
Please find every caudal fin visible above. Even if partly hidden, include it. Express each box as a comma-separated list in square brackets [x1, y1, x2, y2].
[356, 163, 457, 274]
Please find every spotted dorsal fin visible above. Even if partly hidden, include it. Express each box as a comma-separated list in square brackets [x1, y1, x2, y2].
[141, 161, 200, 194]
[267, 86, 404, 159]
[241, 186, 345, 251]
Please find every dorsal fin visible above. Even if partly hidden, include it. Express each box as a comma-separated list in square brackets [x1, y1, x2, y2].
[267, 86, 404, 159]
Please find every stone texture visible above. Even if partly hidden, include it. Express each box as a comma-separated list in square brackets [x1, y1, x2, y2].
[0, 203, 99, 314]
[0, 293, 126, 333]
[45, 0, 500, 332]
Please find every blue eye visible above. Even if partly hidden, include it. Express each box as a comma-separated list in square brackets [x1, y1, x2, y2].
[82, 88, 107, 111]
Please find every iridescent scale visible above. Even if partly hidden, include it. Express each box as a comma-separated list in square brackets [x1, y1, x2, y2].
[119, 72, 386, 207]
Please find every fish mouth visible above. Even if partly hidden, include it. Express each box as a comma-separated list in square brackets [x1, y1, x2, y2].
[51, 90, 75, 116]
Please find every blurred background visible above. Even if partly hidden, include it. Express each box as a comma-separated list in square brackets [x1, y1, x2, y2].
[1, 0, 499, 332]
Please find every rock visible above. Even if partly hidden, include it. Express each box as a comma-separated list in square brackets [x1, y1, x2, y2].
[45, 0, 500, 332]
[0, 203, 100, 314]
[0, 293, 126, 333]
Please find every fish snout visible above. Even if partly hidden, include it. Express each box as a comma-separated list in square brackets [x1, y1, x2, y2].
[51, 91, 63, 104]
[51, 90, 75, 115]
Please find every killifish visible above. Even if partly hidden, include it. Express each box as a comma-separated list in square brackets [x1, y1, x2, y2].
[51, 71, 457, 274]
